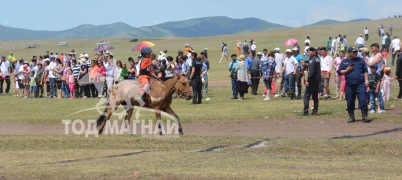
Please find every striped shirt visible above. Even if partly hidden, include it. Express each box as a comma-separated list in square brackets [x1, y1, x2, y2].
[71, 64, 80, 78]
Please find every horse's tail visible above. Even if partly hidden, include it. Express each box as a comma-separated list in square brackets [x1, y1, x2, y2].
[96, 103, 109, 128]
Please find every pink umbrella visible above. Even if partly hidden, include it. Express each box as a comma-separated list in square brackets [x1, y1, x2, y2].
[284, 39, 298, 46]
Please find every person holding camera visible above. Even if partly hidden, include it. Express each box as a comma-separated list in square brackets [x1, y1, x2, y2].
[337, 47, 370, 123]
[229, 54, 239, 99]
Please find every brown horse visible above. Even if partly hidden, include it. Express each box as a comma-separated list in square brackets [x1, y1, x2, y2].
[96, 74, 192, 135]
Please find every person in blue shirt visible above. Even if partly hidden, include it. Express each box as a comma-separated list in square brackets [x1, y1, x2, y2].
[292, 47, 304, 99]
[337, 47, 370, 123]
[229, 54, 239, 99]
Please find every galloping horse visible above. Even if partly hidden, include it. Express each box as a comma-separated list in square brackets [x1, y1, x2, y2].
[96, 74, 192, 135]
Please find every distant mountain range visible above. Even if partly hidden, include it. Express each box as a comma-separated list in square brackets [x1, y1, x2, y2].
[308, 18, 371, 26]
[0, 16, 288, 41]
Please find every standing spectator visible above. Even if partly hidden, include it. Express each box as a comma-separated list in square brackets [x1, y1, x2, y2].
[42, 60, 50, 98]
[303, 47, 321, 115]
[250, 42, 257, 59]
[366, 43, 385, 112]
[364, 27, 369, 41]
[113, 60, 122, 84]
[381, 32, 390, 52]
[380, 26, 385, 37]
[127, 57, 136, 80]
[378, 26, 381, 37]
[175, 55, 183, 75]
[61, 62, 71, 98]
[0, 55, 11, 95]
[104, 53, 115, 95]
[229, 54, 239, 99]
[203, 48, 208, 59]
[389, 36, 401, 66]
[337, 47, 370, 123]
[89, 60, 99, 98]
[250, 52, 262, 95]
[333, 51, 346, 100]
[8, 52, 16, 71]
[274, 48, 284, 97]
[35, 64, 44, 98]
[281, 49, 299, 99]
[326, 37, 332, 53]
[54, 58, 63, 98]
[389, 23, 394, 35]
[48, 57, 57, 98]
[200, 52, 209, 94]
[319, 47, 333, 100]
[242, 40, 249, 55]
[355, 34, 365, 49]
[331, 36, 337, 56]
[305, 36, 311, 46]
[234, 55, 249, 100]
[236, 40, 241, 54]
[67, 69, 75, 98]
[343, 35, 348, 53]
[219, 43, 229, 63]
[382, 68, 392, 101]
[190, 52, 203, 104]
[28, 71, 36, 98]
[96, 61, 106, 98]
[260, 52, 276, 100]
[368, 65, 383, 113]
[78, 58, 89, 98]
[292, 47, 304, 99]
[71, 60, 80, 98]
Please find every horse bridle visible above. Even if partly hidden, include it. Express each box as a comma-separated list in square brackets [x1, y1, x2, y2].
[151, 75, 191, 97]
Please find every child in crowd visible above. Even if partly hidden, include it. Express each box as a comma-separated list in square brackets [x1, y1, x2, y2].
[368, 65, 385, 113]
[29, 71, 37, 98]
[67, 69, 75, 98]
[382, 67, 392, 101]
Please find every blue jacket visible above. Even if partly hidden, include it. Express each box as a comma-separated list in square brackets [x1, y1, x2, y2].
[337, 57, 368, 86]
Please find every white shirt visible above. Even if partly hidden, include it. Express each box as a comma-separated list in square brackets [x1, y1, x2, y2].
[251, 44, 256, 51]
[304, 39, 311, 45]
[0, 60, 10, 76]
[364, 29, 368, 34]
[320, 55, 333, 72]
[304, 46, 310, 56]
[391, 38, 401, 48]
[48, 61, 56, 78]
[331, 39, 336, 48]
[355, 37, 365, 45]
[18, 66, 24, 80]
[261, 54, 268, 61]
[382, 35, 388, 45]
[283, 56, 298, 76]
[274, 53, 284, 73]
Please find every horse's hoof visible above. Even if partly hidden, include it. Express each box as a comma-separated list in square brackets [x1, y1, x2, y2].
[159, 132, 163, 136]
[179, 129, 184, 135]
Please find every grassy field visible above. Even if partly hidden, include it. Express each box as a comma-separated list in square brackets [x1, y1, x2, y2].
[0, 18, 402, 179]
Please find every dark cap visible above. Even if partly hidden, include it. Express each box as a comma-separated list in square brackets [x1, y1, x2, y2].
[1, 55, 5, 58]
[318, 47, 327, 51]
[370, 64, 378, 69]
[347, 47, 358, 52]
[307, 47, 316, 51]
[231, 54, 237, 57]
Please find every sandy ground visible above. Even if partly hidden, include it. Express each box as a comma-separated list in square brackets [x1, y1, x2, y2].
[1, 118, 401, 139]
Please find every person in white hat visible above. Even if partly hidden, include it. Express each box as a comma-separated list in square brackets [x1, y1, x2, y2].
[280, 49, 299, 99]
[274, 48, 284, 97]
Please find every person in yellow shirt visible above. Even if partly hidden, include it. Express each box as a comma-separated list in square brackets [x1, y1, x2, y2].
[8, 52, 16, 71]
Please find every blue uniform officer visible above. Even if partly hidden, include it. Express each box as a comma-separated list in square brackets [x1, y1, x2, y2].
[337, 47, 370, 123]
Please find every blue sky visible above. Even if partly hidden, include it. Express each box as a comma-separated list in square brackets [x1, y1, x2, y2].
[2, 0, 401, 30]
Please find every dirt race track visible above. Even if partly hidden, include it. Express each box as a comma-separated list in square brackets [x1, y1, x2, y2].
[1, 118, 401, 139]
